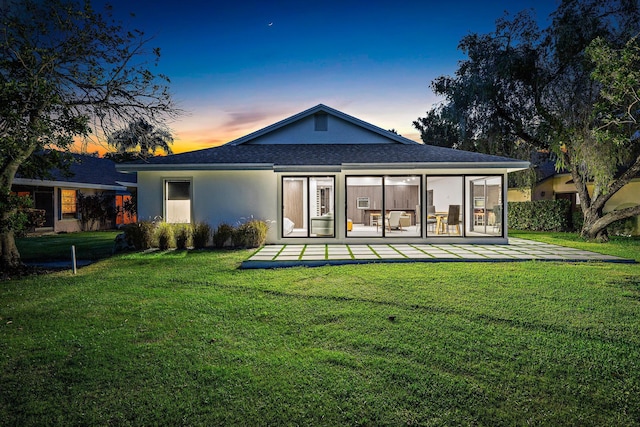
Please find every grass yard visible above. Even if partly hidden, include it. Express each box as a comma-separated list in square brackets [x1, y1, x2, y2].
[1, 233, 639, 425]
[15, 231, 121, 262]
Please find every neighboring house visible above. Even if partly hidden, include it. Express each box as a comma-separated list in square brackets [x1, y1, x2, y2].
[117, 104, 529, 244]
[12, 153, 137, 233]
[507, 160, 640, 235]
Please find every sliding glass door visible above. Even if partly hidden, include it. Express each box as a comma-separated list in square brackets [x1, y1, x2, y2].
[282, 176, 335, 238]
[346, 175, 421, 237]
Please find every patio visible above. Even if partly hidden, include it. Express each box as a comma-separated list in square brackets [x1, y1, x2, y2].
[242, 238, 634, 268]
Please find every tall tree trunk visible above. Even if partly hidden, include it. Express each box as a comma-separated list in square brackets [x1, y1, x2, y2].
[580, 206, 609, 242]
[0, 143, 38, 270]
[580, 203, 640, 241]
[0, 228, 21, 270]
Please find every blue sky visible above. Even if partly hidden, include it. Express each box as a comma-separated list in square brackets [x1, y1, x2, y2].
[97, 0, 560, 153]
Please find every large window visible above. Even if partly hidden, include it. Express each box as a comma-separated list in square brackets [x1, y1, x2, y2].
[346, 175, 421, 237]
[465, 176, 503, 236]
[425, 177, 463, 236]
[165, 180, 191, 223]
[60, 189, 77, 220]
[282, 176, 334, 237]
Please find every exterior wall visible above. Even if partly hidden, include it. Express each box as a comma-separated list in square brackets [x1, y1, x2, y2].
[55, 187, 114, 233]
[507, 188, 531, 202]
[137, 170, 279, 241]
[13, 184, 118, 233]
[245, 115, 396, 145]
[137, 168, 513, 245]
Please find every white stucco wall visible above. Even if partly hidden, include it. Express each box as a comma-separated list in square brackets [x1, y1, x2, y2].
[137, 170, 279, 241]
[138, 168, 513, 245]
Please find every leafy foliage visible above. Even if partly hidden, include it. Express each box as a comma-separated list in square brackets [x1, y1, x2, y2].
[232, 219, 269, 248]
[107, 119, 174, 158]
[122, 221, 157, 250]
[0, 0, 179, 267]
[508, 200, 572, 232]
[156, 222, 175, 250]
[213, 223, 235, 248]
[415, 0, 640, 241]
[192, 222, 212, 249]
[173, 224, 192, 250]
[77, 192, 115, 231]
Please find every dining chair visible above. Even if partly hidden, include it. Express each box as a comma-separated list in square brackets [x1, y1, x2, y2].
[442, 204, 461, 235]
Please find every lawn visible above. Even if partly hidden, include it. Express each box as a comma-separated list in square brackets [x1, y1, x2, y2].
[15, 231, 121, 262]
[1, 233, 639, 425]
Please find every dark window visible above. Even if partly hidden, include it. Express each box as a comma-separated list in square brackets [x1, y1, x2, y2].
[167, 181, 190, 200]
[314, 113, 328, 131]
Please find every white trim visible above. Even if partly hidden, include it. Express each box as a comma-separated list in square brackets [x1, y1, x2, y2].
[117, 161, 529, 173]
[163, 178, 193, 224]
[116, 163, 274, 172]
[341, 162, 530, 172]
[12, 177, 128, 191]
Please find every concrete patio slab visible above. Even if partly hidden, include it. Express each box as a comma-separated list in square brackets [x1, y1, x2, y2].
[241, 239, 635, 269]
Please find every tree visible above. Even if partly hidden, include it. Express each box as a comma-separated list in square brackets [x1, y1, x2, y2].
[0, 0, 180, 269]
[416, 0, 640, 241]
[584, 35, 640, 235]
[107, 118, 174, 158]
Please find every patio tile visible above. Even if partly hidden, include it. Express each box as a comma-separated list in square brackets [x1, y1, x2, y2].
[244, 239, 633, 267]
[251, 255, 277, 261]
[277, 255, 301, 260]
[301, 255, 327, 260]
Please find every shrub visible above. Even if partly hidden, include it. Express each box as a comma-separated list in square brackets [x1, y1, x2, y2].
[572, 210, 584, 232]
[232, 219, 268, 248]
[14, 208, 46, 237]
[607, 216, 636, 237]
[122, 221, 157, 250]
[174, 224, 192, 249]
[213, 223, 235, 248]
[508, 200, 571, 231]
[156, 222, 175, 250]
[1, 193, 43, 237]
[77, 192, 115, 231]
[192, 222, 212, 249]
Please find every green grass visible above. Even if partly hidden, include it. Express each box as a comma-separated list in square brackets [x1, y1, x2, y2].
[1, 234, 639, 425]
[16, 231, 120, 262]
[510, 230, 640, 262]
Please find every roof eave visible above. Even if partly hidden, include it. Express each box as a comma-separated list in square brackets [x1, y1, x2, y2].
[116, 163, 274, 172]
[342, 161, 531, 172]
[12, 177, 129, 191]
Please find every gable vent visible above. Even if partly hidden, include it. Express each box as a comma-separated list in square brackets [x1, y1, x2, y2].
[314, 113, 328, 131]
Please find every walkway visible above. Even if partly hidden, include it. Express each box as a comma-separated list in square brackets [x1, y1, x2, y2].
[241, 238, 634, 269]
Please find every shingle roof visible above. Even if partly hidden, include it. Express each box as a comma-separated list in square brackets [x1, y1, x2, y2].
[117, 104, 529, 172]
[18, 153, 136, 187]
[121, 143, 527, 169]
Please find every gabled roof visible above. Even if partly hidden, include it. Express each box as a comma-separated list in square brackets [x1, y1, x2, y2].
[117, 104, 530, 172]
[15, 153, 136, 190]
[227, 104, 418, 146]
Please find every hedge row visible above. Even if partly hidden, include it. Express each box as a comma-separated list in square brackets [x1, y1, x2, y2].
[120, 219, 268, 251]
[507, 200, 572, 232]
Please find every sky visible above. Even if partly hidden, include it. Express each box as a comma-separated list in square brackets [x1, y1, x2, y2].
[89, 0, 561, 155]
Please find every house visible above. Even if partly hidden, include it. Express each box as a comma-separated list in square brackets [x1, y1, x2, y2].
[117, 104, 529, 244]
[508, 159, 640, 235]
[12, 153, 137, 233]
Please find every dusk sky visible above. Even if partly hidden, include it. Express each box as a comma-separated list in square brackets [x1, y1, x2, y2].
[93, 0, 560, 154]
